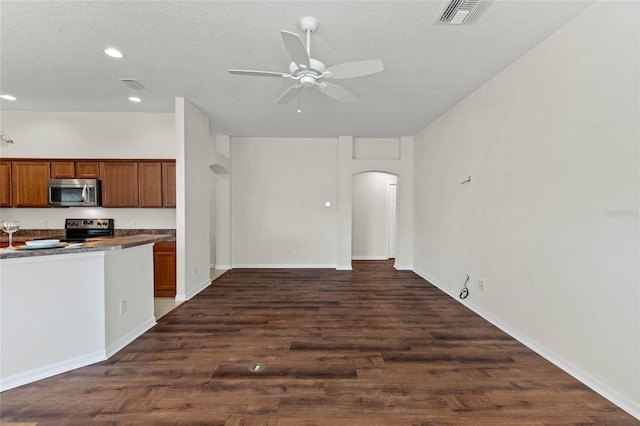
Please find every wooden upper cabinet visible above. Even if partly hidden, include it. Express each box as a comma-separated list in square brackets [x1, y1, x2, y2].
[0, 161, 12, 207]
[76, 161, 100, 179]
[50, 161, 76, 178]
[138, 162, 163, 207]
[100, 161, 138, 207]
[162, 162, 176, 207]
[12, 161, 50, 207]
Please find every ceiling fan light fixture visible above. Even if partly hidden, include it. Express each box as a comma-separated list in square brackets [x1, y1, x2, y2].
[300, 75, 315, 87]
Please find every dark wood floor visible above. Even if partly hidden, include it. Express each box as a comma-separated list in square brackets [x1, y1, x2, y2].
[1, 260, 636, 425]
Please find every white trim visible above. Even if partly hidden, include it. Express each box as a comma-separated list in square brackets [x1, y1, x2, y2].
[0, 350, 106, 392]
[185, 278, 213, 300]
[105, 317, 156, 358]
[214, 264, 231, 270]
[175, 294, 187, 302]
[393, 264, 412, 270]
[232, 264, 337, 269]
[412, 267, 640, 421]
[336, 266, 353, 271]
[351, 255, 388, 260]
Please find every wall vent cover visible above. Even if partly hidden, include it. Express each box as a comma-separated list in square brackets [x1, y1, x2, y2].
[119, 78, 145, 90]
[439, 0, 491, 24]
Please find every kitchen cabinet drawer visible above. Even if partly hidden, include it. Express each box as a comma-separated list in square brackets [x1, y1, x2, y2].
[12, 161, 50, 207]
[154, 241, 176, 297]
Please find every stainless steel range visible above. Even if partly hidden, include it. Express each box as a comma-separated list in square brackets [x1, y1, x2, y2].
[63, 218, 115, 242]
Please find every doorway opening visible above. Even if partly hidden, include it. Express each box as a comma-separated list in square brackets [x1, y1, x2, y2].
[352, 172, 398, 261]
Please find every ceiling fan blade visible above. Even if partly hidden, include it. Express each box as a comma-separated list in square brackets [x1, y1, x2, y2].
[317, 82, 356, 103]
[229, 69, 289, 77]
[281, 30, 310, 69]
[276, 84, 301, 104]
[325, 59, 384, 79]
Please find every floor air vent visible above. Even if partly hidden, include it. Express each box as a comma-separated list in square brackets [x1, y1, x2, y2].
[439, 0, 490, 24]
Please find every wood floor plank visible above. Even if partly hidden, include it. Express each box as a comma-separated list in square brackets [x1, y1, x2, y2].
[0, 260, 636, 424]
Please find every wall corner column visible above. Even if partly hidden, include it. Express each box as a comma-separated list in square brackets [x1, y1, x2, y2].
[337, 136, 353, 270]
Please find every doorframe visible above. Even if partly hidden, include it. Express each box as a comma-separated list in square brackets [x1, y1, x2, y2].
[387, 181, 398, 259]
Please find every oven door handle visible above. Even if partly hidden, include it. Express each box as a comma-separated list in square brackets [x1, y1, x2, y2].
[82, 185, 88, 204]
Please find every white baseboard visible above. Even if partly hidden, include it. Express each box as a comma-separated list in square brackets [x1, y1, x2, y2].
[351, 255, 388, 260]
[185, 278, 213, 300]
[412, 267, 640, 421]
[336, 266, 353, 271]
[214, 264, 231, 270]
[394, 263, 412, 270]
[232, 264, 337, 269]
[105, 317, 156, 358]
[0, 350, 106, 392]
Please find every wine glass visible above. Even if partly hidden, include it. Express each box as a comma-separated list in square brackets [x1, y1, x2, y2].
[1, 220, 20, 248]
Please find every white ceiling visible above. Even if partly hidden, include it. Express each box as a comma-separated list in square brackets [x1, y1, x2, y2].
[0, 1, 594, 138]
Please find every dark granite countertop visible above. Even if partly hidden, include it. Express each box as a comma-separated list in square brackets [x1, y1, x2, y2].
[0, 234, 172, 260]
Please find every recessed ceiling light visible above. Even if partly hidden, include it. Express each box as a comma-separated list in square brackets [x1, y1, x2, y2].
[0, 94, 17, 101]
[128, 96, 142, 103]
[104, 48, 124, 59]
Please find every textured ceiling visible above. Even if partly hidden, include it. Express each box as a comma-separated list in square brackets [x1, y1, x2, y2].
[0, 1, 593, 138]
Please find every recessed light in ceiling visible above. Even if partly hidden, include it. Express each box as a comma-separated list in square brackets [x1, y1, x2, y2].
[128, 96, 142, 103]
[0, 94, 17, 101]
[104, 48, 124, 59]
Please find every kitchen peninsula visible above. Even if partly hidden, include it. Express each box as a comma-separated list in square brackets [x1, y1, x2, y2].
[0, 234, 171, 391]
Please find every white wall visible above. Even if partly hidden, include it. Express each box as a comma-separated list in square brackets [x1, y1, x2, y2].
[0, 111, 175, 158]
[213, 135, 232, 270]
[175, 99, 211, 301]
[413, 1, 639, 417]
[0, 111, 176, 229]
[231, 137, 338, 267]
[352, 172, 397, 259]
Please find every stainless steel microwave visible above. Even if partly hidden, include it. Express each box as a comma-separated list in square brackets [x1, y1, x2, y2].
[47, 179, 101, 207]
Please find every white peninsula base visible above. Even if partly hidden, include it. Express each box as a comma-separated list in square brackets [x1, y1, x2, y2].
[1, 243, 157, 391]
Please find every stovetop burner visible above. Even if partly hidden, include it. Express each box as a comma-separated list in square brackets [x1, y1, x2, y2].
[64, 218, 115, 242]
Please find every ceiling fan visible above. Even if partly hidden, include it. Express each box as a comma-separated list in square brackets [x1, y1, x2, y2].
[229, 16, 384, 105]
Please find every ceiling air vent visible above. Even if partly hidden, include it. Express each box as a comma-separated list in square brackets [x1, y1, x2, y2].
[119, 78, 145, 90]
[440, 0, 490, 24]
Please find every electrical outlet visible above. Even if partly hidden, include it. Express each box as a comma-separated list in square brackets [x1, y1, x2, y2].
[478, 280, 485, 292]
[119, 300, 127, 314]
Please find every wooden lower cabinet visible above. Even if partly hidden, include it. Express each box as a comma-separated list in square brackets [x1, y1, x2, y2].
[153, 241, 176, 297]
